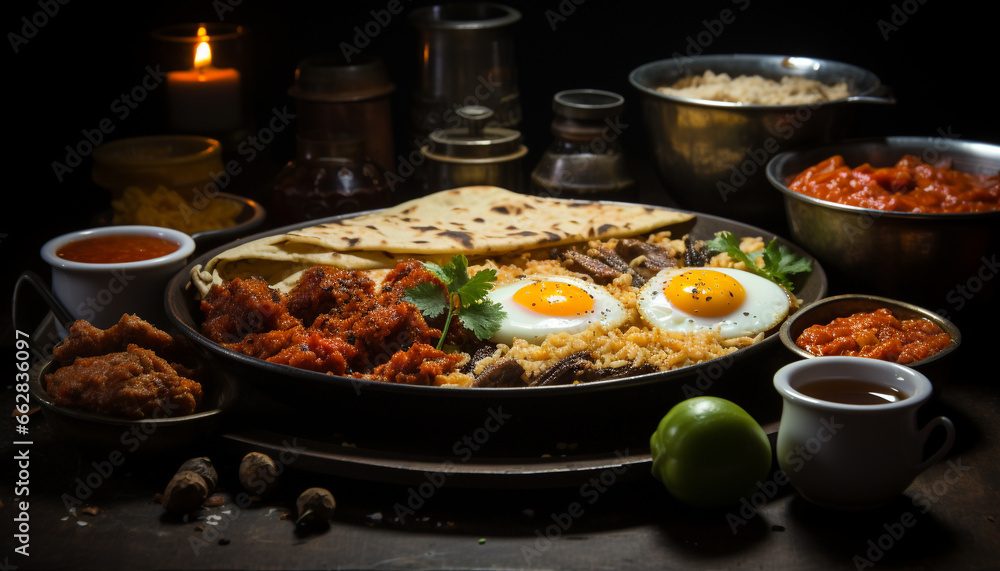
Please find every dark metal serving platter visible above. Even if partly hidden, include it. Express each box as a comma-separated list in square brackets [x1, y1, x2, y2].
[165, 205, 827, 487]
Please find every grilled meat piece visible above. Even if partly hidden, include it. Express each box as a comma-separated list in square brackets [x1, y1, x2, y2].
[561, 250, 619, 284]
[684, 236, 710, 267]
[463, 345, 497, 375]
[587, 246, 647, 287]
[531, 351, 595, 386]
[614, 238, 678, 279]
[473, 358, 526, 388]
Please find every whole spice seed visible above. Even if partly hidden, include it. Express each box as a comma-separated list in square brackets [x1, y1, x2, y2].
[239, 452, 280, 496]
[295, 488, 336, 526]
[177, 457, 219, 494]
[162, 471, 209, 514]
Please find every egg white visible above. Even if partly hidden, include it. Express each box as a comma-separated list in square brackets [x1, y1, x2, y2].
[486, 275, 628, 345]
[636, 267, 790, 338]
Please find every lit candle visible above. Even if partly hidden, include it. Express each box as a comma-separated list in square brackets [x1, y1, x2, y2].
[166, 27, 242, 133]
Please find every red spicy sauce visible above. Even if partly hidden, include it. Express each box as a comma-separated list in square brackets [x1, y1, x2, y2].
[795, 308, 952, 364]
[788, 154, 1000, 213]
[57, 234, 181, 264]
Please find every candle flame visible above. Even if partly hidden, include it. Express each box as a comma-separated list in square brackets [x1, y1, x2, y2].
[192, 25, 212, 70]
[194, 40, 212, 69]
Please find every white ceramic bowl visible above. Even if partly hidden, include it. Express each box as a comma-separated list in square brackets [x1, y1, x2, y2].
[41, 225, 195, 329]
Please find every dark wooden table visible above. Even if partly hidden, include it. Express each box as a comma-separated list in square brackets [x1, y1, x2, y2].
[3, 241, 998, 571]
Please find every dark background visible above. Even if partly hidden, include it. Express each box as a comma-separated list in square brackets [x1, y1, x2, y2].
[3, 0, 997, 338]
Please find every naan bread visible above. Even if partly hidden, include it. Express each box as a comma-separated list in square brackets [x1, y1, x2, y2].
[285, 185, 692, 254]
[190, 186, 694, 296]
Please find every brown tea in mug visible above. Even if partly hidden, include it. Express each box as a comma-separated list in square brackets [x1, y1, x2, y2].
[796, 378, 910, 405]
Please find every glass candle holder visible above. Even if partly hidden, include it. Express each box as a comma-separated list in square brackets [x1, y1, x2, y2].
[150, 23, 251, 140]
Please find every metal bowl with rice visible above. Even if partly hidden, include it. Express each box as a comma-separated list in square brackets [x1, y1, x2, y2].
[628, 54, 894, 228]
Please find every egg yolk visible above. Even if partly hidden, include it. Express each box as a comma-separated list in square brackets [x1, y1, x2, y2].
[665, 270, 746, 317]
[512, 280, 595, 317]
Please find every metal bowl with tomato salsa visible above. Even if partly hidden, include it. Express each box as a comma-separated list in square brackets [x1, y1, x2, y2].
[767, 136, 1000, 305]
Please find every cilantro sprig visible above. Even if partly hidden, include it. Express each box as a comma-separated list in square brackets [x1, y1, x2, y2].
[402, 254, 507, 350]
[703, 231, 812, 291]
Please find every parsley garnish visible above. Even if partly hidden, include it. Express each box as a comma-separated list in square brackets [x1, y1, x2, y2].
[402, 254, 507, 350]
[703, 231, 812, 291]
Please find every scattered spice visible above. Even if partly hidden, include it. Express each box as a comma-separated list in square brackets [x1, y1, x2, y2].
[178, 457, 219, 494]
[204, 495, 226, 507]
[162, 471, 210, 514]
[239, 452, 280, 496]
[161, 457, 222, 514]
[296, 488, 336, 526]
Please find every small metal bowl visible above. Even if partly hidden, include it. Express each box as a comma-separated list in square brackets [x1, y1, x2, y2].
[30, 355, 237, 455]
[628, 54, 893, 227]
[767, 136, 1000, 307]
[779, 294, 961, 382]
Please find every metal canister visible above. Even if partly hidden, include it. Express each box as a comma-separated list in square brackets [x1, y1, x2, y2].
[420, 106, 527, 192]
[409, 3, 522, 138]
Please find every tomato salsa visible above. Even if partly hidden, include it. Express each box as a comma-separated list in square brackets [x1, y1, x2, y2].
[795, 308, 952, 364]
[56, 234, 181, 264]
[788, 154, 1000, 213]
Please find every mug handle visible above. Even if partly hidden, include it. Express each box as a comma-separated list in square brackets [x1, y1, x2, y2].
[12, 270, 75, 333]
[914, 416, 956, 474]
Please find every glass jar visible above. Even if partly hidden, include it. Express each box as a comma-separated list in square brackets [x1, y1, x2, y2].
[287, 53, 396, 173]
[271, 134, 392, 226]
[529, 89, 638, 202]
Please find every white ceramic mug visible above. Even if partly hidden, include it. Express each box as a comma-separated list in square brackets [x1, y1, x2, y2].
[773, 356, 955, 510]
[40, 225, 195, 330]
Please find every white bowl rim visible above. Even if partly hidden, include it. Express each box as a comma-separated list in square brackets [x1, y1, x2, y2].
[41, 225, 196, 271]
[773, 355, 933, 412]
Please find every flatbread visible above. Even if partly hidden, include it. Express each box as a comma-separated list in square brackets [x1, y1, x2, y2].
[285, 185, 692, 254]
[190, 186, 693, 296]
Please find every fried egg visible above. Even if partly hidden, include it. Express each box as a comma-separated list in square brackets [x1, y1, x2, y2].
[636, 267, 790, 338]
[486, 275, 628, 345]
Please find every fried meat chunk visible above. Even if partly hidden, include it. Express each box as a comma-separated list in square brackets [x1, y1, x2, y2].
[200, 276, 300, 344]
[285, 266, 377, 327]
[45, 344, 203, 419]
[54, 314, 190, 366]
[357, 342, 466, 385]
[199, 260, 469, 380]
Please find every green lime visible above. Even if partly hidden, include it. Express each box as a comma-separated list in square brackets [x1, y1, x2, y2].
[649, 396, 772, 508]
